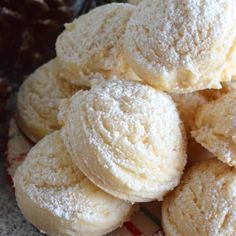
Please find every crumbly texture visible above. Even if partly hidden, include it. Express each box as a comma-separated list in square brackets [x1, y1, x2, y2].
[14, 131, 133, 236]
[192, 91, 236, 166]
[17, 59, 79, 142]
[171, 92, 208, 135]
[59, 78, 187, 202]
[56, 3, 136, 86]
[222, 80, 236, 93]
[170, 92, 211, 163]
[162, 159, 236, 236]
[124, 0, 236, 93]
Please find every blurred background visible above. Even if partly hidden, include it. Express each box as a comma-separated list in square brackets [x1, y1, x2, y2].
[0, 0, 127, 157]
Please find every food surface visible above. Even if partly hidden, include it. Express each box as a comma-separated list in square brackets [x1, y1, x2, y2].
[162, 159, 236, 236]
[124, 0, 236, 93]
[14, 131, 133, 236]
[171, 92, 208, 135]
[59, 78, 187, 202]
[10, 1, 236, 235]
[56, 3, 136, 86]
[193, 91, 236, 167]
[17, 59, 79, 142]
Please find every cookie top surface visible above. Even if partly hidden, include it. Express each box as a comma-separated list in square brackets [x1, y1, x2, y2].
[14, 131, 132, 235]
[59, 77, 187, 202]
[56, 3, 136, 85]
[162, 159, 236, 236]
[17, 59, 78, 142]
[192, 91, 236, 166]
[124, 0, 236, 93]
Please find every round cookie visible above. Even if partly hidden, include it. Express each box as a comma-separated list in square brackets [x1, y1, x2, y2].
[56, 3, 136, 86]
[162, 159, 236, 236]
[17, 59, 79, 142]
[124, 0, 236, 93]
[59, 77, 187, 202]
[192, 91, 236, 167]
[14, 131, 133, 236]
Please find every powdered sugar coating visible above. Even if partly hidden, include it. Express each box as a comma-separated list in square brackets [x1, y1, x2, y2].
[192, 91, 236, 166]
[162, 159, 236, 236]
[59, 78, 187, 202]
[17, 59, 79, 142]
[14, 131, 132, 236]
[125, 0, 236, 93]
[56, 3, 136, 86]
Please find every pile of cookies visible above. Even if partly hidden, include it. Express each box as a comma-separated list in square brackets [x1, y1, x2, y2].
[13, 1, 236, 235]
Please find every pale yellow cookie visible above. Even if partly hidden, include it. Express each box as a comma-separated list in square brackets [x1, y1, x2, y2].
[56, 3, 136, 86]
[171, 92, 212, 163]
[14, 131, 133, 236]
[59, 77, 187, 202]
[192, 91, 236, 167]
[17, 59, 79, 142]
[171, 92, 208, 135]
[124, 0, 236, 93]
[162, 159, 236, 236]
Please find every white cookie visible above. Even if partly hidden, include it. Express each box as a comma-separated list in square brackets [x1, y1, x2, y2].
[192, 91, 236, 166]
[162, 159, 236, 236]
[59, 77, 187, 202]
[56, 3, 136, 86]
[124, 0, 236, 93]
[14, 131, 133, 236]
[17, 59, 79, 142]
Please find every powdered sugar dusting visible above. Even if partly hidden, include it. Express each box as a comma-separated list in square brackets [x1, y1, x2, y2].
[126, 0, 236, 70]
[124, 0, 236, 92]
[17, 59, 78, 141]
[56, 3, 136, 79]
[14, 131, 131, 225]
[60, 78, 186, 202]
[192, 91, 236, 166]
[163, 160, 236, 235]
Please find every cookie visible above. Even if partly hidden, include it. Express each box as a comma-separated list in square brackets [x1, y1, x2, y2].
[59, 77, 187, 202]
[17, 59, 79, 142]
[192, 91, 236, 166]
[171, 92, 212, 163]
[14, 131, 133, 236]
[56, 3, 136, 86]
[171, 92, 208, 135]
[162, 159, 236, 236]
[124, 0, 236, 93]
